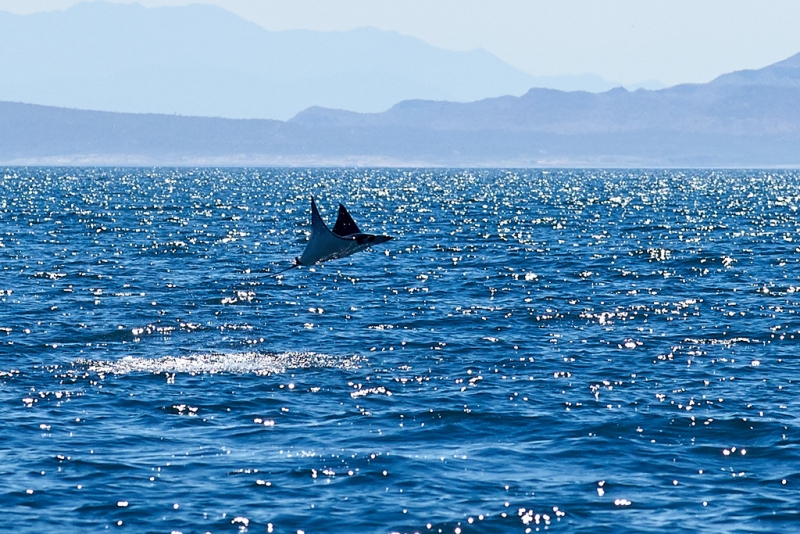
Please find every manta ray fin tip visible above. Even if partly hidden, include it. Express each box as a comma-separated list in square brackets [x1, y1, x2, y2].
[332, 202, 361, 237]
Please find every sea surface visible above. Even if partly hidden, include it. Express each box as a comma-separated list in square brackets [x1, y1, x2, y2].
[1, 167, 799, 533]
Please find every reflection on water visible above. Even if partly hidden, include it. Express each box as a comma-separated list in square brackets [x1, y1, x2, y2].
[1, 167, 799, 533]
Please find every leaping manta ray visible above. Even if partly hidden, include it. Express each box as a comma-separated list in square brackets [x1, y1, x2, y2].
[275, 197, 393, 274]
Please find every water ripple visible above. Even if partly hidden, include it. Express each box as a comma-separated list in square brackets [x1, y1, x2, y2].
[2, 167, 800, 533]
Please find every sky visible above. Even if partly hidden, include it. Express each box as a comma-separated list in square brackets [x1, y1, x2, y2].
[2, 0, 800, 86]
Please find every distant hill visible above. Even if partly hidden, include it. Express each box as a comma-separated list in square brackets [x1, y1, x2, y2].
[292, 51, 800, 136]
[2, 51, 800, 167]
[0, 1, 626, 120]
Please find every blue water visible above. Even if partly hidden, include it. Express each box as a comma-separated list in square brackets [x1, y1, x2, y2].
[1, 167, 799, 533]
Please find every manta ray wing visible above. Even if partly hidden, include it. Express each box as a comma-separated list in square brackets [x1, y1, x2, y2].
[332, 203, 361, 236]
[295, 197, 393, 266]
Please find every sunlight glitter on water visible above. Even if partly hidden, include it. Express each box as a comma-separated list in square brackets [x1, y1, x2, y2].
[75, 352, 364, 376]
[2, 168, 800, 533]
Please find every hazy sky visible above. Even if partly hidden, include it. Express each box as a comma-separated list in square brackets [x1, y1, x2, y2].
[3, 0, 800, 85]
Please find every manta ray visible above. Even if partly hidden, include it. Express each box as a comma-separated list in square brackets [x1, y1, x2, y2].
[276, 197, 393, 273]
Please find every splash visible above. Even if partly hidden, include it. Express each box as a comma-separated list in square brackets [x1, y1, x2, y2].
[75, 351, 364, 376]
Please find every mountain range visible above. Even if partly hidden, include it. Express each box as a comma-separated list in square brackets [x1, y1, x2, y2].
[1, 3, 799, 167]
[2, 49, 800, 167]
[0, 2, 643, 121]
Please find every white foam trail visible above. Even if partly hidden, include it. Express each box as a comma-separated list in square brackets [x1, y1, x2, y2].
[75, 351, 363, 376]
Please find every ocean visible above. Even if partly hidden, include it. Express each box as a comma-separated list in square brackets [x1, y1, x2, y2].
[1, 167, 799, 533]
